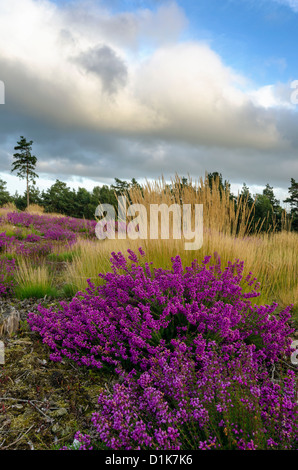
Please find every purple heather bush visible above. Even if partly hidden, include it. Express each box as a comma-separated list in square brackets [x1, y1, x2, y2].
[5, 211, 97, 240]
[0, 230, 53, 259]
[44, 227, 76, 244]
[27, 249, 298, 450]
[14, 240, 54, 258]
[0, 214, 83, 258]
[0, 257, 16, 297]
[24, 233, 41, 243]
[0, 232, 16, 252]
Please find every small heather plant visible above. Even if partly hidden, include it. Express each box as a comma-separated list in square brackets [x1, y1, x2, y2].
[0, 231, 16, 252]
[25, 233, 41, 243]
[0, 257, 17, 297]
[28, 249, 298, 450]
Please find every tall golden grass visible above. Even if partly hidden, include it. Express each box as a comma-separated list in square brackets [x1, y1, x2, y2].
[15, 258, 52, 286]
[25, 204, 66, 218]
[1, 175, 296, 316]
[65, 175, 297, 316]
[65, 229, 297, 312]
[0, 202, 18, 216]
[14, 258, 58, 299]
[125, 174, 271, 237]
[24, 204, 45, 214]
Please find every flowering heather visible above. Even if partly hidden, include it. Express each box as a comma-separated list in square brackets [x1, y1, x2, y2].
[0, 212, 89, 258]
[0, 232, 16, 252]
[5, 211, 97, 240]
[89, 342, 298, 450]
[27, 249, 298, 450]
[0, 230, 53, 259]
[44, 227, 76, 244]
[24, 233, 41, 243]
[14, 240, 54, 258]
[60, 431, 93, 450]
[0, 257, 16, 296]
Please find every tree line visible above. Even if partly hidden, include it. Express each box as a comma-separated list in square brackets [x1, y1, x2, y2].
[0, 136, 297, 232]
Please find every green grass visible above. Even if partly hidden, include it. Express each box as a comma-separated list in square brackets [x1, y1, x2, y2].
[47, 251, 76, 263]
[14, 258, 59, 300]
[0, 253, 15, 261]
[60, 283, 79, 298]
[14, 284, 60, 300]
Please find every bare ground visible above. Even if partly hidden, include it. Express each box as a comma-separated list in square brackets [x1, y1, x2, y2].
[0, 298, 114, 451]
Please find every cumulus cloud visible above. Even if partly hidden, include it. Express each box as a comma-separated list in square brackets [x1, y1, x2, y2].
[0, 0, 297, 191]
[132, 42, 283, 149]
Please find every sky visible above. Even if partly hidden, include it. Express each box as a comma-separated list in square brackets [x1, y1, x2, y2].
[0, 0, 298, 203]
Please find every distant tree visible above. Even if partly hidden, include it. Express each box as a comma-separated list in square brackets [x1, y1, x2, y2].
[42, 180, 76, 216]
[12, 191, 26, 211]
[253, 184, 283, 232]
[95, 185, 117, 208]
[254, 194, 274, 231]
[284, 178, 298, 231]
[232, 183, 255, 233]
[284, 178, 298, 214]
[207, 172, 232, 200]
[181, 176, 188, 187]
[262, 184, 280, 212]
[0, 178, 11, 207]
[12, 184, 43, 211]
[239, 183, 254, 207]
[130, 178, 142, 191]
[11, 136, 38, 207]
[28, 183, 43, 206]
[111, 178, 130, 195]
[75, 187, 92, 219]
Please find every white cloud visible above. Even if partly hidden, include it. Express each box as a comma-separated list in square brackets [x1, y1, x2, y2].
[248, 84, 295, 109]
[0, 0, 284, 146]
[0, 0, 297, 189]
[132, 42, 282, 149]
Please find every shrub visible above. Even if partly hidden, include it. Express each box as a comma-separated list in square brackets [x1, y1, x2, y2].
[25, 233, 41, 243]
[0, 232, 15, 252]
[44, 227, 76, 243]
[0, 258, 16, 297]
[28, 249, 297, 450]
[89, 342, 297, 450]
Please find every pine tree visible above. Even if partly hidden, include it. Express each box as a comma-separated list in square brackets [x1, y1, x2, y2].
[284, 178, 298, 230]
[11, 136, 38, 207]
[263, 183, 280, 211]
[284, 178, 298, 214]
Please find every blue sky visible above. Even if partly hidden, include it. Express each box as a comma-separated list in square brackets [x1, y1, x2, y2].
[182, 0, 298, 85]
[75, 0, 298, 86]
[0, 0, 297, 202]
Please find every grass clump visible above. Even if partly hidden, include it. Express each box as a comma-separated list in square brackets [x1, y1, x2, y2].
[47, 251, 76, 263]
[14, 259, 59, 300]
